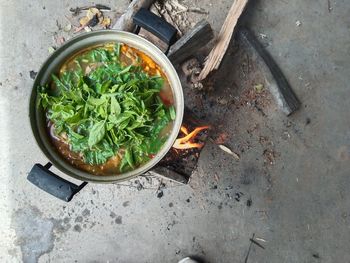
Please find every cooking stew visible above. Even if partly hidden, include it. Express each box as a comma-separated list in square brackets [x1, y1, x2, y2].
[38, 42, 175, 175]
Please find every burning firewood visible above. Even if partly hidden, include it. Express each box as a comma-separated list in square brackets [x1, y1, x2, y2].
[173, 126, 210, 150]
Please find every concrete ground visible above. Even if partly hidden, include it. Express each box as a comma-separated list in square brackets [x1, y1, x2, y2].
[1, 0, 350, 262]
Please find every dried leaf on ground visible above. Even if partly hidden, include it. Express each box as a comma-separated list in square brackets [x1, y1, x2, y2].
[101, 17, 111, 28]
[48, 46, 56, 54]
[87, 8, 102, 19]
[75, 6, 112, 31]
[218, 145, 240, 160]
[79, 8, 102, 27]
[254, 83, 264, 93]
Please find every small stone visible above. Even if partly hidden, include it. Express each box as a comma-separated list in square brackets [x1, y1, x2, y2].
[246, 198, 252, 207]
[157, 190, 164, 198]
[63, 23, 72, 32]
[29, 70, 37, 80]
[82, 209, 90, 217]
[312, 253, 320, 259]
[48, 46, 56, 54]
[73, 225, 82, 232]
[75, 216, 83, 223]
[115, 216, 122, 224]
[110, 212, 116, 218]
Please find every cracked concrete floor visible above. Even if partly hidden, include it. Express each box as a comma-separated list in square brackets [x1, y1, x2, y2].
[1, 0, 350, 262]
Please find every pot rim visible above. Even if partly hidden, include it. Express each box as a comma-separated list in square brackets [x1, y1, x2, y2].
[29, 30, 184, 183]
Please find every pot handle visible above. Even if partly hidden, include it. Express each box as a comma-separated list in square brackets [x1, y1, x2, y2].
[27, 163, 88, 202]
[133, 8, 177, 48]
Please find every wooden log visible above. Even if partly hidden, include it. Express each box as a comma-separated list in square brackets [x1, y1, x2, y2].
[198, 0, 249, 80]
[168, 20, 214, 65]
[238, 28, 301, 115]
[112, 0, 154, 31]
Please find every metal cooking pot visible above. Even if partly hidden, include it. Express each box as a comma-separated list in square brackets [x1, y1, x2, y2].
[28, 10, 184, 201]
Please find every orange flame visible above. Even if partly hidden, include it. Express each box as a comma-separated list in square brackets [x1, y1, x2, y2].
[173, 125, 210, 150]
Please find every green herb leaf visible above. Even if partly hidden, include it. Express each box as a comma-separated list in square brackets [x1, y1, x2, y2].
[169, 106, 176, 120]
[110, 96, 121, 116]
[88, 121, 106, 148]
[124, 148, 134, 168]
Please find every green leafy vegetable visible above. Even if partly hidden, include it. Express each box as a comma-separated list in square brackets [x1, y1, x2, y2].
[88, 121, 106, 147]
[38, 42, 175, 171]
[169, 106, 176, 120]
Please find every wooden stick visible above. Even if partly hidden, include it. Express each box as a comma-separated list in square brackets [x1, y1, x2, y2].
[112, 0, 154, 31]
[198, 0, 248, 80]
[168, 20, 214, 65]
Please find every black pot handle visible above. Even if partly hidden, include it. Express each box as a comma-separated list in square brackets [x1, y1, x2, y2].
[27, 163, 87, 202]
[133, 8, 177, 48]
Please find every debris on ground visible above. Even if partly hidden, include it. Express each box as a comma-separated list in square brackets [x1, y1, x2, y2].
[152, 0, 208, 36]
[53, 35, 65, 46]
[263, 148, 276, 165]
[255, 237, 266, 243]
[249, 237, 265, 249]
[69, 4, 111, 17]
[181, 58, 203, 90]
[133, 180, 144, 191]
[63, 23, 72, 32]
[29, 70, 37, 80]
[254, 83, 264, 93]
[48, 46, 56, 54]
[69, 5, 112, 33]
[214, 132, 230, 144]
[233, 82, 271, 111]
[155, 180, 166, 198]
[218, 144, 240, 160]
[156, 189, 164, 198]
[234, 192, 244, 202]
[246, 198, 252, 207]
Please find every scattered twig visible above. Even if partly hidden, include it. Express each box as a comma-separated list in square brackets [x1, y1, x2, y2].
[70, 4, 111, 16]
[249, 237, 265, 249]
[327, 0, 332, 12]
[81, 4, 111, 11]
[255, 237, 267, 243]
[218, 144, 240, 160]
[244, 233, 255, 263]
